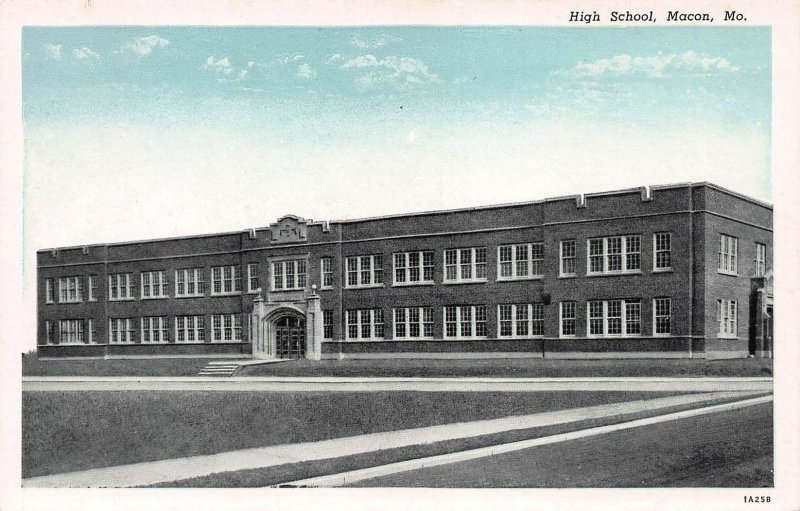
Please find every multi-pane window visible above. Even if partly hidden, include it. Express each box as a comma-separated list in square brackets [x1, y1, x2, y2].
[45, 320, 56, 344]
[59, 276, 83, 303]
[323, 310, 334, 339]
[345, 309, 384, 339]
[45, 278, 55, 304]
[211, 265, 242, 295]
[498, 243, 544, 280]
[109, 318, 135, 343]
[394, 307, 434, 339]
[87, 319, 96, 343]
[141, 271, 169, 299]
[717, 299, 738, 338]
[345, 255, 384, 288]
[718, 234, 738, 275]
[88, 275, 98, 301]
[272, 260, 307, 290]
[653, 298, 672, 335]
[498, 304, 544, 337]
[394, 251, 434, 285]
[247, 263, 260, 293]
[587, 300, 641, 337]
[141, 316, 169, 343]
[560, 301, 576, 336]
[58, 319, 84, 344]
[321, 257, 334, 288]
[443, 305, 487, 339]
[176, 315, 205, 342]
[560, 241, 576, 276]
[443, 248, 487, 283]
[755, 243, 767, 277]
[175, 268, 205, 297]
[211, 314, 242, 342]
[108, 273, 133, 301]
[654, 233, 672, 270]
[587, 235, 641, 274]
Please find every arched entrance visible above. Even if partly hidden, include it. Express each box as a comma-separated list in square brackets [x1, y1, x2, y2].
[274, 315, 306, 358]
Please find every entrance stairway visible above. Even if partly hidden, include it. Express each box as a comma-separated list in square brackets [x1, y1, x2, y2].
[198, 361, 242, 377]
[198, 358, 292, 376]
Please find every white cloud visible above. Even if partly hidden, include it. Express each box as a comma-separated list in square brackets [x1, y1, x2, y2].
[350, 33, 403, 49]
[406, 131, 418, 144]
[325, 53, 345, 65]
[121, 35, 170, 56]
[43, 43, 62, 60]
[72, 47, 101, 61]
[202, 56, 235, 76]
[296, 63, 317, 79]
[341, 54, 439, 89]
[559, 51, 740, 78]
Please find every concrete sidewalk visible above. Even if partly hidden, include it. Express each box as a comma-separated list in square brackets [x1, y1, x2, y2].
[21, 376, 774, 393]
[22, 391, 762, 488]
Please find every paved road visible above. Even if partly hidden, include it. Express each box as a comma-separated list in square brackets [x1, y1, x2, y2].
[22, 392, 757, 488]
[351, 401, 773, 488]
[21, 376, 773, 393]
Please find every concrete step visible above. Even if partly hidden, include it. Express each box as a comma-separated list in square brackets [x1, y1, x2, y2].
[198, 361, 242, 376]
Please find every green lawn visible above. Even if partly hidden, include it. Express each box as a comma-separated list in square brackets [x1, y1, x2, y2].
[22, 353, 774, 378]
[22, 352, 218, 376]
[23, 390, 689, 478]
[238, 358, 773, 378]
[146, 392, 768, 488]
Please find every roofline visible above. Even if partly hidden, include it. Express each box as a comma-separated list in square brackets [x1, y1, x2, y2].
[38, 181, 771, 252]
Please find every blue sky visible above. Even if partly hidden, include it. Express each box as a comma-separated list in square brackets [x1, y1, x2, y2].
[22, 26, 771, 250]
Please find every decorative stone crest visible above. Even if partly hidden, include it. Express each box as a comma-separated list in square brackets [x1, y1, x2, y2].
[269, 215, 308, 243]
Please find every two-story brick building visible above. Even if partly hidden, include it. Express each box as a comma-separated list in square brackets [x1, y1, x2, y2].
[36, 182, 773, 360]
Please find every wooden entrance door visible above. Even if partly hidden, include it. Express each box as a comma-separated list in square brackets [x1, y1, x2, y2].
[275, 316, 306, 358]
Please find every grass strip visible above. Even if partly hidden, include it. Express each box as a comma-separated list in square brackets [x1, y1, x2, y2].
[23, 390, 690, 478]
[147, 392, 770, 488]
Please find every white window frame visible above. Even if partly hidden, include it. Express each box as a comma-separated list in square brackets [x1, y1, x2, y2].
[45, 278, 55, 304]
[141, 270, 169, 299]
[211, 265, 242, 295]
[653, 298, 672, 336]
[58, 276, 83, 303]
[393, 251, 435, 286]
[58, 319, 85, 344]
[443, 248, 487, 284]
[247, 263, 261, 293]
[87, 319, 96, 344]
[717, 299, 738, 338]
[211, 314, 242, 342]
[175, 268, 205, 298]
[443, 305, 488, 339]
[653, 232, 672, 271]
[497, 304, 544, 338]
[108, 273, 134, 301]
[560, 301, 577, 337]
[321, 257, 334, 289]
[45, 320, 56, 344]
[88, 275, 98, 301]
[560, 240, 577, 277]
[393, 307, 435, 339]
[586, 235, 642, 275]
[271, 260, 307, 291]
[175, 315, 205, 343]
[141, 316, 169, 343]
[323, 310, 334, 339]
[755, 243, 767, 277]
[108, 318, 135, 343]
[345, 309, 385, 340]
[345, 255, 384, 288]
[497, 243, 544, 281]
[718, 234, 738, 275]
[586, 299, 642, 337]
